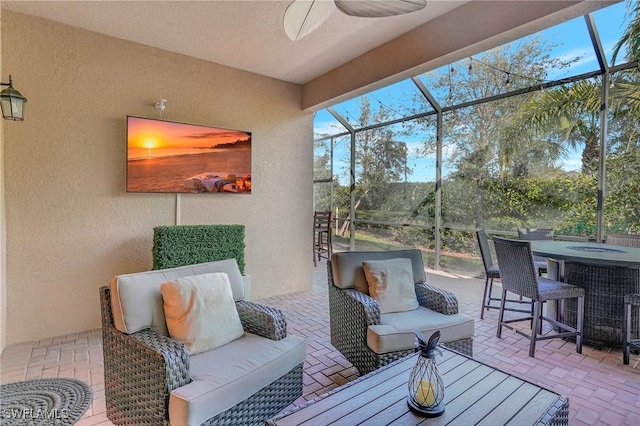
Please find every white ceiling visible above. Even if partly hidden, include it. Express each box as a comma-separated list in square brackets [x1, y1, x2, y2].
[2, 0, 469, 85]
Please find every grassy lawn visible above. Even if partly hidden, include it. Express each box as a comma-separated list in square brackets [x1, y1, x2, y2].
[332, 232, 483, 277]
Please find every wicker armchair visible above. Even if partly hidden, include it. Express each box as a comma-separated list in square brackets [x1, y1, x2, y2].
[100, 261, 305, 426]
[328, 250, 474, 376]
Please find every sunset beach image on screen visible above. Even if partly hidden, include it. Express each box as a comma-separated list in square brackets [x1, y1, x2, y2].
[126, 116, 252, 193]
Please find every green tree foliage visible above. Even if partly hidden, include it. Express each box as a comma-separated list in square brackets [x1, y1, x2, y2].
[314, 4, 640, 256]
[515, 79, 602, 175]
[612, 0, 640, 63]
[500, 3, 640, 234]
[353, 98, 410, 212]
[605, 1, 640, 233]
[414, 39, 574, 228]
[604, 148, 640, 233]
[313, 139, 333, 210]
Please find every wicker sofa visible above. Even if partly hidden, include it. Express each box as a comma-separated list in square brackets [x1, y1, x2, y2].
[328, 250, 474, 375]
[100, 260, 306, 426]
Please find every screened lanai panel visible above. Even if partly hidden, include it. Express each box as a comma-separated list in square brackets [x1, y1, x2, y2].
[330, 80, 433, 128]
[512, 77, 602, 239]
[416, 9, 597, 109]
[439, 79, 602, 273]
[313, 182, 332, 212]
[314, 0, 633, 273]
[314, 109, 348, 138]
[349, 118, 438, 267]
[314, 138, 332, 181]
[323, 135, 351, 231]
[605, 68, 640, 234]
[592, 1, 631, 67]
[417, 41, 553, 108]
[329, 135, 351, 186]
[519, 12, 597, 80]
[352, 121, 436, 224]
[351, 222, 436, 266]
[314, 135, 350, 213]
[313, 137, 332, 212]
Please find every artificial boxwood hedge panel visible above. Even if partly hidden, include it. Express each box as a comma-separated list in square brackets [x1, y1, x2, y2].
[152, 224, 245, 273]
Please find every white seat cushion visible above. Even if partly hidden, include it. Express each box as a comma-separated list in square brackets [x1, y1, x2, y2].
[168, 333, 306, 426]
[367, 307, 474, 354]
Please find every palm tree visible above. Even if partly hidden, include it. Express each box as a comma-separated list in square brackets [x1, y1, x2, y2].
[611, 1, 640, 121]
[612, 0, 640, 64]
[514, 79, 602, 175]
[514, 1, 640, 176]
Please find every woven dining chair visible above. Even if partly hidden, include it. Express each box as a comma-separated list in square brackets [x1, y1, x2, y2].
[476, 230, 531, 320]
[623, 294, 640, 366]
[493, 237, 585, 357]
[606, 233, 640, 248]
[518, 228, 554, 276]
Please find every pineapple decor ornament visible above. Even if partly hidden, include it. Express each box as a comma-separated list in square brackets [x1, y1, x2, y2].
[407, 330, 445, 416]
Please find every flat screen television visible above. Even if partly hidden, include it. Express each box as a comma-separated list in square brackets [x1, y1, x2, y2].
[126, 116, 252, 193]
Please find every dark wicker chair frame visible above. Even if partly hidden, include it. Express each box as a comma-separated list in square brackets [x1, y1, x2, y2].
[624, 294, 640, 366]
[477, 230, 532, 320]
[493, 238, 585, 357]
[100, 287, 303, 426]
[606, 233, 640, 248]
[518, 228, 554, 275]
[517, 228, 554, 240]
[327, 259, 473, 376]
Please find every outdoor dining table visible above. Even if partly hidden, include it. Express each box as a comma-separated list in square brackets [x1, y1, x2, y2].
[531, 240, 640, 348]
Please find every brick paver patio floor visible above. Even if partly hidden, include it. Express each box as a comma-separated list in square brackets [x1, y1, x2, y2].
[1, 259, 639, 425]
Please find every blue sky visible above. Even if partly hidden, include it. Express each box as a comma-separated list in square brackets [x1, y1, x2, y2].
[314, 1, 631, 184]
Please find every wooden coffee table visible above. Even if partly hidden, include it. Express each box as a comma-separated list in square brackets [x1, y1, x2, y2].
[267, 348, 568, 425]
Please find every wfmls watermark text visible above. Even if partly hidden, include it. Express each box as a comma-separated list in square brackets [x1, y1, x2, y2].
[2, 408, 69, 420]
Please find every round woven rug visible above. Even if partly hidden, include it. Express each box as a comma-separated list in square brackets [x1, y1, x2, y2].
[0, 378, 92, 425]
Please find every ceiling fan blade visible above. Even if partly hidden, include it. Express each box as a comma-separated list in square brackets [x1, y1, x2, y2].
[284, 0, 336, 41]
[335, 0, 426, 17]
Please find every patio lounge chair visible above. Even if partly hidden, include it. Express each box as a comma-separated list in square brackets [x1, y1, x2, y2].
[328, 249, 474, 375]
[100, 260, 306, 425]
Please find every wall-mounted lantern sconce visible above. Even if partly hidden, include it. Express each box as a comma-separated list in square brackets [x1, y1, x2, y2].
[0, 75, 27, 121]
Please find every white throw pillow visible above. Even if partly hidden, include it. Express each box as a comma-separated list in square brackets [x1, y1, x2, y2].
[362, 258, 419, 314]
[161, 272, 244, 355]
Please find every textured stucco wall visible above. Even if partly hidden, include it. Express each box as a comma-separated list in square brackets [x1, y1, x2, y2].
[1, 11, 313, 345]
